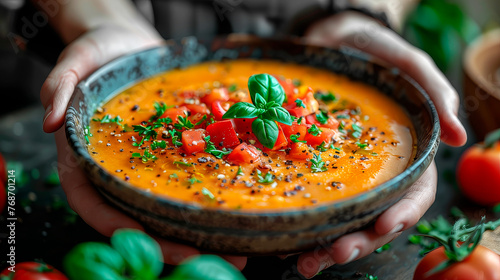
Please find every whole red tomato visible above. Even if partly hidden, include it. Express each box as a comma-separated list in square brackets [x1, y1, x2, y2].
[456, 140, 500, 206]
[413, 245, 500, 280]
[0, 153, 6, 184]
[0, 262, 68, 280]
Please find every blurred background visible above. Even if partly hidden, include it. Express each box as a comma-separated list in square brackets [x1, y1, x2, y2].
[0, 0, 499, 279]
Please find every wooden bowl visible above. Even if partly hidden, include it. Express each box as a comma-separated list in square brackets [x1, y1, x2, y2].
[463, 29, 500, 140]
[65, 35, 440, 255]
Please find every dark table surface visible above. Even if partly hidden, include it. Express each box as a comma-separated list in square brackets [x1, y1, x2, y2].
[0, 101, 497, 280]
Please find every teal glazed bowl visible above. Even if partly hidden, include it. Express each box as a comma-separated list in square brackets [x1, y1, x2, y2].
[65, 35, 440, 255]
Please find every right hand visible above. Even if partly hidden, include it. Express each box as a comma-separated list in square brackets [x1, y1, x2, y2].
[41, 24, 248, 270]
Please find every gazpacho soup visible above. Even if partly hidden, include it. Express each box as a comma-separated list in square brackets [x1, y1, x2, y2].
[88, 60, 416, 210]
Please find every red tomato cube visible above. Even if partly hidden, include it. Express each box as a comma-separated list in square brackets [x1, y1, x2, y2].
[206, 120, 240, 148]
[288, 142, 313, 160]
[305, 127, 335, 146]
[182, 129, 206, 155]
[226, 143, 261, 164]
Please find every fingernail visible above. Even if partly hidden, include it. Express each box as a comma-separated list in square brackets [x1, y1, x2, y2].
[310, 259, 335, 278]
[43, 104, 53, 125]
[389, 223, 404, 235]
[344, 248, 360, 263]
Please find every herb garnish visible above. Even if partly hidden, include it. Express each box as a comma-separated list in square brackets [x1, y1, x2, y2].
[310, 152, 327, 173]
[201, 187, 215, 200]
[356, 142, 368, 149]
[315, 111, 329, 125]
[352, 123, 363, 138]
[290, 134, 306, 143]
[222, 74, 293, 148]
[173, 161, 192, 167]
[308, 124, 322, 136]
[297, 116, 304, 125]
[131, 148, 158, 163]
[256, 169, 274, 184]
[204, 136, 231, 159]
[236, 166, 244, 176]
[148, 102, 172, 122]
[132, 125, 157, 147]
[152, 117, 172, 128]
[187, 177, 202, 185]
[84, 125, 92, 144]
[151, 140, 167, 150]
[295, 99, 306, 108]
[167, 129, 183, 147]
[314, 91, 337, 103]
[174, 115, 206, 130]
[92, 114, 125, 128]
[316, 141, 329, 152]
[228, 84, 238, 92]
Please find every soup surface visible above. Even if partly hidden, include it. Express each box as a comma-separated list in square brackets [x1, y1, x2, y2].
[88, 60, 415, 210]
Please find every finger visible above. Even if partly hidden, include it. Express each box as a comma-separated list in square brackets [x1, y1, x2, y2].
[54, 128, 144, 235]
[154, 236, 200, 265]
[375, 161, 437, 235]
[296, 230, 401, 278]
[41, 26, 163, 133]
[217, 255, 247, 271]
[304, 13, 467, 146]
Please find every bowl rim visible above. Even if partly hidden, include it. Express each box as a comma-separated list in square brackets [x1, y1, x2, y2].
[464, 28, 500, 99]
[65, 38, 440, 217]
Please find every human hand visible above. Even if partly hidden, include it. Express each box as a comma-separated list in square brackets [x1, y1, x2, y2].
[293, 11, 463, 278]
[43, 23, 247, 270]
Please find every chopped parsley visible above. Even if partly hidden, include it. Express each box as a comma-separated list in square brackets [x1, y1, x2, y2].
[228, 84, 238, 92]
[174, 115, 206, 130]
[315, 111, 329, 125]
[152, 117, 172, 128]
[168, 129, 183, 147]
[335, 114, 350, 119]
[307, 124, 322, 136]
[295, 99, 306, 108]
[236, 166, 244, 176]
[314, 91, 337, 103]
[356, 142, 368, 149]
[310, 152, 327, 173]
[132, 125, 157, 146]
[151, 140, 167, 150]
[201, 187, 215, 200]
[292, 78, 302, 87]
[131, 149, 157, 163]
[297, 116, 304, 125]
[290, 134, 306, 143]
[204, 136, 232, 159]
[316, 141, 329, 152]
[256, 169, 274, 184]
[92, 114, 124, 128]
[351, 123, 363, 138]
[187, 177, 202, 185]
[148, 101, 172, 122]
[84, 125, 92, 144]
[173, 161, 192, 167]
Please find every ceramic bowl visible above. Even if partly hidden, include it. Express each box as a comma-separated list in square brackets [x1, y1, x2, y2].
[65, 35, 440, 255]
[463, 29, 500, 140]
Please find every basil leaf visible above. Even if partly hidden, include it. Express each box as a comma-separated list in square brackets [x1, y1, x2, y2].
[248, 74, 285, 106]
[222, 102, 264, 119]
[165, 255, 245, 280]
[261, 107, 292, 125]
[64, 242, 126, 280]
[110, 229, 163, 278]
[254, 93, 267, 109]
[252, 118, 279, 149]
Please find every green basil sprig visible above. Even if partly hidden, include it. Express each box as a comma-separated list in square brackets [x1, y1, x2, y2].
[222, 73, 292, 148]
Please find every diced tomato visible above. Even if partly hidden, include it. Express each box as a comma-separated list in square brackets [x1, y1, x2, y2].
[285, 103, 310, 117]
[288, 142, 313, 160]
[274, 75, 297, 103]
[206, 120, 240, 149]
[270, 125, 288, 151]
[305, 127, 336, 146]
[226, 143, 261, 164]
[189, 113, 207, 129]
[201, 88, 229, 107]
[211, 101, 228, 121]
[284, 88, 319, 117]
[233, 117, 256, 135]
[280, 122, 308, 141]
[161, 106, 189, 122]
[178, 91, 196, 99]
[182, 129, 206, 155]
[305, 114, 339, 130]
[184, 104, 210, 115]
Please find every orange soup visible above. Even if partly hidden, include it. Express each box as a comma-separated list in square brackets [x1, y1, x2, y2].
[87, 60, 415, 210]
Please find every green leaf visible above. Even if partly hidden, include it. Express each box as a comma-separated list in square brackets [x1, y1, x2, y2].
[222, 102, 264, 119]
[201, 187, 215, 200]
[295, 99, 306, 108]
[254, 93, 267, 109]
[261, 106, 292, 125]
[248, 74, 285, 106]
[165, 255, 245, 280]
[252, 118, 279, 149]
[110, 229, 163, 279]
[484, 128, 500, 148]
[64, 242, 126, 280]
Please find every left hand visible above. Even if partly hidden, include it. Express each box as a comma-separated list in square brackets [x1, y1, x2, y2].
[294, 11, 464, 278]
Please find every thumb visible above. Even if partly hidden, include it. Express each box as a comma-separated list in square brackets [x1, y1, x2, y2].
[40, 26, 163, 133]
